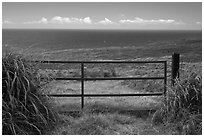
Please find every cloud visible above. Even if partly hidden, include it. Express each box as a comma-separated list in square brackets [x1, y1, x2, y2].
[173, 21, 185, 25]
[196, 21, 202, 25]
[119, 17, 183, 25]
[40, 17, 48, 24]
[50, 16, 92, 24]
[23, 17, 48, 24]
[50, 16, 65, 24]
[83, 17, 92, 24]
[98, 18, 114, 25]
[23, 16, 92, 25]
[3, 20, 13, 24]
[21, 16, 185, 27]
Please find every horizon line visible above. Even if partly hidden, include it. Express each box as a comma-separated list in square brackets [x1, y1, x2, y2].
[2, 28, 202, 31]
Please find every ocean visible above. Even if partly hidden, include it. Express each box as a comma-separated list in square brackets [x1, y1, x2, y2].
[2, 29, 202, 52]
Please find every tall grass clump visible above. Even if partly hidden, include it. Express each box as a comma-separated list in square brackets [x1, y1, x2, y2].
[2, 53, 57, 135]
[154, 73, 202, 134]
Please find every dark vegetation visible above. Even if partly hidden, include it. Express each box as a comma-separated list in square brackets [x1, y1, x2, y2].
[152, 73, 202, 134]
[2, 53, 57, 135]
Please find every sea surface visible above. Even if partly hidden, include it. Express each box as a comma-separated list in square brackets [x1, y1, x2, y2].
[2, 29, 202, 51]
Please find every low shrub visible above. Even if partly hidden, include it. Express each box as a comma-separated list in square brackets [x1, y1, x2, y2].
[2, 53, 57, 135]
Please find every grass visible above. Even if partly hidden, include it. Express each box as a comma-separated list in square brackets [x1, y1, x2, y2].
[2, 53, 57, 135]
[47, 107, 175, 135]
[2, 38, 202, 135]
[37, 63, 117, 79]
[47, 71, 202, 135]
[152, 72, 202, 135]
[41, 60, 201, 135]
[12, 38, 201, 63]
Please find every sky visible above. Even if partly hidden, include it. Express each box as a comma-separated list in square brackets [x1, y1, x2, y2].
[2, 2, 202, 30]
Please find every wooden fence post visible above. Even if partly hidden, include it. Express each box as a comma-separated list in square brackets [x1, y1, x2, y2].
[171, 53, 180, 85]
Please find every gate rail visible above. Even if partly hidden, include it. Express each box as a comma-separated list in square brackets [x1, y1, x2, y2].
[34, 60, 167, 109]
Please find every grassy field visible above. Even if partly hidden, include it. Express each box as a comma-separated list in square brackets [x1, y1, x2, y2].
[3, 38, 202, 135]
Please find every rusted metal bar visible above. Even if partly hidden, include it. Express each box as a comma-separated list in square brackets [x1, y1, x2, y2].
[55, 77, 82, 80]
[54, 77, 165, 81]
[81, 63, 84, 109]
[32, 60, 166, 64]
[42, 94, 81, 97]
[42, 92, 163, 97]
[164, 61, 167, 95]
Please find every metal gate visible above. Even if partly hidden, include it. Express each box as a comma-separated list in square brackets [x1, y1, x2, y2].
[35, 60, 167, 109]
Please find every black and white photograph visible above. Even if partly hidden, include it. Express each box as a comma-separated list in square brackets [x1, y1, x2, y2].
[2, 1, 202, 135]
